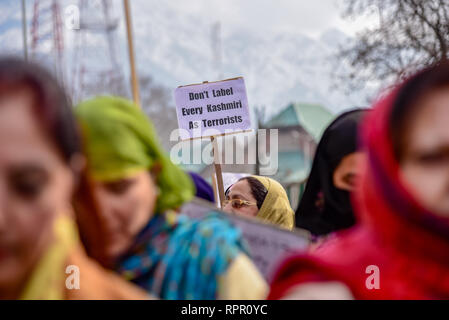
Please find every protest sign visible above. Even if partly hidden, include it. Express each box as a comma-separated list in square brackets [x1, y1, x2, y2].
[181, 198, 311, 282]
[174, 77, 251, 140]
[174, 77, 252, 206]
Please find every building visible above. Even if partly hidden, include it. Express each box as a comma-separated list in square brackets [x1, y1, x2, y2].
[260, 103, 333, 209]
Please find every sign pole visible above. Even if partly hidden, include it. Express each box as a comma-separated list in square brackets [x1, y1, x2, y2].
[123, 0, 141, 107]
[211, 172, 219, 207]
[210, 136, 225, 207]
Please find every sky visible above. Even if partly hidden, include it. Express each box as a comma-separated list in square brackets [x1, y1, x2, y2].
[130, 0, 378, 39]
[0, 0, 378, 53]
[0, 1, 380, 115]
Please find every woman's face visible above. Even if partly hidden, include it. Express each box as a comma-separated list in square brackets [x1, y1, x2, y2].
[90, 170, 158, 263]
[333, 152, 365, 192]
[223, 179, 259, 217]
[399, 86, 449, 216]
[0, 90, 75, 296]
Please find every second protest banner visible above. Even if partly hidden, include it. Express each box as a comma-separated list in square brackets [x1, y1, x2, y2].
[181, 198, 311, 282]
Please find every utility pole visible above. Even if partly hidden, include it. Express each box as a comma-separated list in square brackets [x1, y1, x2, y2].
[31, 0, 65, 87]
[21, 0, 28, 60]
[123, 0, 141, 107]
[72, 0, 125, 103]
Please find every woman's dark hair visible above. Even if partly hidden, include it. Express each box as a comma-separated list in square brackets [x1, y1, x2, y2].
[239, 176, 268, 210]
[391, 62, 449, 161]
[0, 57, 81, 163]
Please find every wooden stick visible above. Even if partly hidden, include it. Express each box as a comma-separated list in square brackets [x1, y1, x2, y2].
[21, 0, 28, 61]
[211, 172, 219, 207]
[210, 136, 225, 207]
[123, 0, 141, 107]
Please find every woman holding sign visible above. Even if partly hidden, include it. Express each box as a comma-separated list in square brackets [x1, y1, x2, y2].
[74, 96, 267, 300]
[269, 63, 449, 299]
[224, 176, 295, 230]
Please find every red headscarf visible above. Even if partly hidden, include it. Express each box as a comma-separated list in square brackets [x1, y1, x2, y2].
[268, 72, 449, 299]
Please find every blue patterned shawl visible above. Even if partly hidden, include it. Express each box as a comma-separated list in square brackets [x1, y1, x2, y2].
[116, 210, 247, 300]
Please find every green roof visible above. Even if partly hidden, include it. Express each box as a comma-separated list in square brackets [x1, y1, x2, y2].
[265, 103, 334, 141]
[264, 104, 301, 128]
[270, 150, 310, 184]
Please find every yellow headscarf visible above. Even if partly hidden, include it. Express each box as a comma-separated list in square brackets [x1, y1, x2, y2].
[19, 214, 150, 300]
[251, 176, 295, 230]
[19, 214, 78, 300]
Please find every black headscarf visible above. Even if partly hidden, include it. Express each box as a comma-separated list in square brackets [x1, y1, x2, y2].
[295, 109, 368, 236]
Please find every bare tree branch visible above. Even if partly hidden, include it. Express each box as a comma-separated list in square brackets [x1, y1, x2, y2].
[335, 0, 449, 92]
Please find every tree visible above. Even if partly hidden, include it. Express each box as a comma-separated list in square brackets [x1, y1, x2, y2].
[336, 0, 449, 91]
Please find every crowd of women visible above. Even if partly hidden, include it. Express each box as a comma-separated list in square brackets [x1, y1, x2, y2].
[0, 56, 449, 300]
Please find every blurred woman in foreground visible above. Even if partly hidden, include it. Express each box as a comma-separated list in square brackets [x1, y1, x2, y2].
[0, 58, 148, 299]
[74, 96, 267, 300]
[269, 63, 449, 299]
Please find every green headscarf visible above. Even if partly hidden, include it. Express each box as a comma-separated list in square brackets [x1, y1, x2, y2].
[75, 96, 194, 213]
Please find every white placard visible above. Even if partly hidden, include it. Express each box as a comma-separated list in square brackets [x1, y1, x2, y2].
[174, 77, 252, 140]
